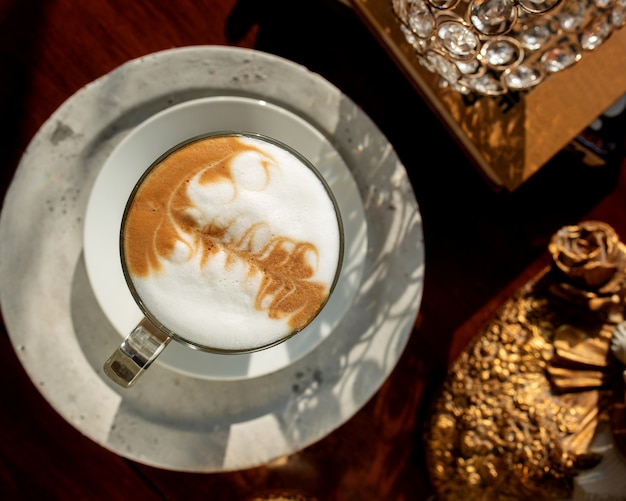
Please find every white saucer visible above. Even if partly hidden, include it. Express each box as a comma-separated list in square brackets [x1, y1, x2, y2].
[83, 96, 367, 380]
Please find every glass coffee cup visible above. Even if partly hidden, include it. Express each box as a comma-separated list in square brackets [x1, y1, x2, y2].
[104, 131, 344, 388]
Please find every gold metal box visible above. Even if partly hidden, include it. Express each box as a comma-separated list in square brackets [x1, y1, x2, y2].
[351, 0, 626, 191]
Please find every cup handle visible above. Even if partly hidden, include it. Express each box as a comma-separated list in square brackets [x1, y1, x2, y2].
[103, 317, 171, 388]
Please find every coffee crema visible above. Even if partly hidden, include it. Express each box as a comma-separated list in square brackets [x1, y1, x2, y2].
[121, 133, 342, 352]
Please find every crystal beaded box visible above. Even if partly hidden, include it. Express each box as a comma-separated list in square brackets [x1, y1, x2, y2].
[351, 0, 626, 190]
[391, 0, 626, 96]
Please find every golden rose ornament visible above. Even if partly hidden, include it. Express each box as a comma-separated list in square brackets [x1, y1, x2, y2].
[549, 221, 622, 290]
[548, 222, 626, 318]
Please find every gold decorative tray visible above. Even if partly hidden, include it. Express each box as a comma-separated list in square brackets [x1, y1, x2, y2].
[350, 0, 626, 191]
[425, 221, 626, 499]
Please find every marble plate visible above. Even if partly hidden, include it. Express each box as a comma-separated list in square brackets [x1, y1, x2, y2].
[0, 46, 424, 472]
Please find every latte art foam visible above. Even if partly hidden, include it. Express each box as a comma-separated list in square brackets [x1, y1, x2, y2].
[122, 134, 342, 351]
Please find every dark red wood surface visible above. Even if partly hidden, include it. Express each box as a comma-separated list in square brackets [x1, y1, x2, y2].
[1, 1, 624, 500]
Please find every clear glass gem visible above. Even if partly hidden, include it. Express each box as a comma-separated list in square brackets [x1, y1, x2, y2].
[407, 0, 436, 38]
[612, 5, 626, 27]
[517, 19, 553, 50]
[555, 0, 588, 32]
[465, 73, 506, 95]
[541, 42, 581, 72]
[481, 37, 522, 67]
[426, 51, 461, 82]
[456, 58, 482, 74]
[503, 65, 544, 89]
[518, 0, 562, 13]
[428, 0, 460, 9]
[418, 53, 437, 73]
[469, 0, 517, 36]
[451, 80, 472, 94]
[400, 24, 431, 53]
[392, 0, 410, 21]
[437, 21, 480, 58]
[581, 17, 612, 50]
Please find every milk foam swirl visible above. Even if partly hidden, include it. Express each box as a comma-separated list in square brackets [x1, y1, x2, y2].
[122, 134, 342, 351]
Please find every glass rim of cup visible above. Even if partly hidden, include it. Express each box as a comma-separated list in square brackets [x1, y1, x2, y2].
[119, 130, 345, 355]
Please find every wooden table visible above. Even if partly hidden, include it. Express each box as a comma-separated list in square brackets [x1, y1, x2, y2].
[1, 1, 624, 499]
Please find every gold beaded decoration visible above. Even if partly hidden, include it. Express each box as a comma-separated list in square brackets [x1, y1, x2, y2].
[426, 221, 626, 500]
